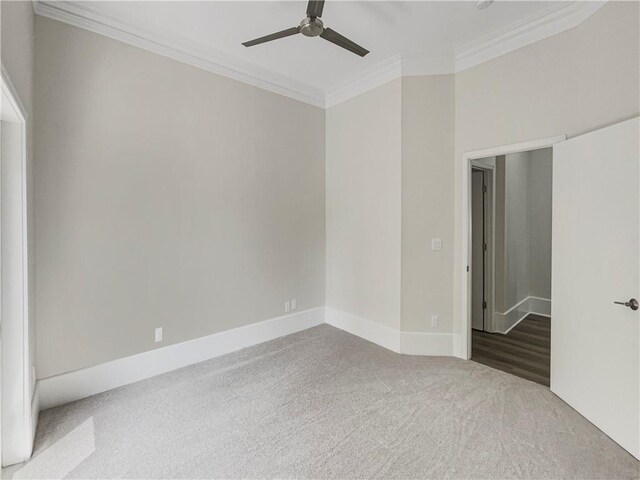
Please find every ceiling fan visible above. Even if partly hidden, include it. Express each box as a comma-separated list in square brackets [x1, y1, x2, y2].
[242, 0, 369, 57]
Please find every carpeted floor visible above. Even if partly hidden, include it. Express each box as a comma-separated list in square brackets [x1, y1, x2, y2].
[3, 325, 639, 479]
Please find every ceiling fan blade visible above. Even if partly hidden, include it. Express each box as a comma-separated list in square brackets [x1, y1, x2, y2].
[242, 27, 300, 47]
[320, 28, 369, 57]
[306, 0, 325, 18]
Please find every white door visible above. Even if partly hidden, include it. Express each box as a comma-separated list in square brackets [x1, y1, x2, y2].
[471, 170, 485, 330]
[551, 117, 639, 459]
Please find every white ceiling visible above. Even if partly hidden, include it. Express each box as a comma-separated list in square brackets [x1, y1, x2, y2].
[35, 1, 603, 107]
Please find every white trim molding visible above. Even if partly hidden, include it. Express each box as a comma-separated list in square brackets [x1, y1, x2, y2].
[1, 65, 35, 466]
[39, 306, 460, 411]
[494, 296, 552, 334]
[325, 307, 453, 356]
[32, 1, 326, 108]
[324, 52, 454, 108]
[454, 1, 605, 72]
[33, 1, 604, 109]
[38, 307, 325, 410]
[325, 55, 403, 109]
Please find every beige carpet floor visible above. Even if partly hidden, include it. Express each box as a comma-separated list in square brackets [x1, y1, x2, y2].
[3, 325, 639, 479]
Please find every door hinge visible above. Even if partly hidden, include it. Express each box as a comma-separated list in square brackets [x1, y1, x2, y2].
[483, 242, 487, 251]
[482, 301, 487, 309]
[482, 184, 487, 193]
[466, 265, 469, 272]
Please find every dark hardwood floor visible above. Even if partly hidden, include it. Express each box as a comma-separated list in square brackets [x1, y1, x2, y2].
[471, 314, 550, 386]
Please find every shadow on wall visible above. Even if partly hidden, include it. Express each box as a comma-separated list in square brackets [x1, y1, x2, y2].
[495, 148, 553, 331]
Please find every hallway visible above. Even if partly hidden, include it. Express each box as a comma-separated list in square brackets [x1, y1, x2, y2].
[471, 314, 551, 386]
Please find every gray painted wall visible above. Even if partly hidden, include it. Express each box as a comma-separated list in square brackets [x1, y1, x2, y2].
[325, 74, 455, 335]
[327, 1, 638, 338]
[496, 149, 552, 312]
[454, 1, 639, 334]
[19, 0, 640, 378]
[401, 75, 455, 333]
[504, 151, 532, 309]
[34, 17, 326, 378]
[325, 79, 402, 330]
[495, 156, 506, 313]
[528, 149, 552, 300]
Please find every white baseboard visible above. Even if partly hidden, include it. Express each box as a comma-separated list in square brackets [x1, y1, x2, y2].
[325, 307, 401, 352]
[495, 296, 551, 334]
[528, 296, 552, 317]
[38, 307, 325, 410]
[39, 306, 460, 411]
[400, 331, 455, 356]
[325, 307, 453, 356]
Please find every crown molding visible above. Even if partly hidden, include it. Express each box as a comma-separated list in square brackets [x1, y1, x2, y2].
[33, 1, 326, 108]
[454, 1, 606, 72]
[326, 1, 605, 106]
[401, 52, 455, 77]
[34, 0, 605, 109]
[324, 52, 455, 108]
[325, 55, 403, 108]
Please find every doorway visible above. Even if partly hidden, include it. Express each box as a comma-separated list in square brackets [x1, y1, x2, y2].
[1, 70, 34, 466]
[460, 136, 566, 363]
[460, 121, 639, 459]
[465, 144, 557, 386]
[470, 149, 553, 385]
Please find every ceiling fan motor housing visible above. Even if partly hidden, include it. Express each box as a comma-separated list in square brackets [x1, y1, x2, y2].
[299, 17, 324, 37]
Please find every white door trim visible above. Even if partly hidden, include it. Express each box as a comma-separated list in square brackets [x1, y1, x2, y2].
[470, 162, 496, 332]
[459, 135, 566, 360]
[0, 64, 34, 465]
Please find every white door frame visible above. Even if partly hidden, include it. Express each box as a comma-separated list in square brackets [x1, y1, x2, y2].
[1, 65, 34, 465]
[470, 161, 495, 333]
[459, 135, 566, 360]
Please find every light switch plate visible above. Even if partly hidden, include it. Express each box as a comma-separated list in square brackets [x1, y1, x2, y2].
[431, 238, 442, 251]
[430, 315, 439, 328]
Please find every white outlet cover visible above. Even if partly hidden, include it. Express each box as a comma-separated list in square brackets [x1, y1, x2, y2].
[155, 327, 163, 342]
[430, 315, 439, 328]
[431, 238, 442, 251]
[291, 299, 297, 310]
[284, 301, 290, 313]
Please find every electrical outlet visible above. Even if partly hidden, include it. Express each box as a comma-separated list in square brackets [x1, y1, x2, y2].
[284, 301, 290, 313]
[291, 299, 297, 310]
[155, 327, 163, 343]
[431, 238, 442, 251]
[430, 314, 439, 328]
